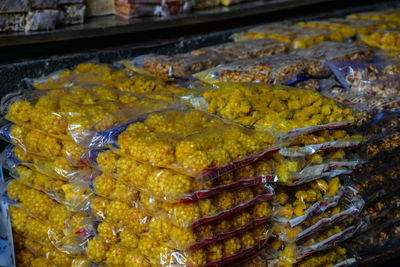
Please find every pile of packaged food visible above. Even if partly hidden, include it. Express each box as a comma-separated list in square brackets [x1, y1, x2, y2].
[2, 6, 400, 267]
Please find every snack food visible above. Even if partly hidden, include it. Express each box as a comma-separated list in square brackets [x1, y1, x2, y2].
[348, 9, 400, 23]
[361, 29, 400, 50]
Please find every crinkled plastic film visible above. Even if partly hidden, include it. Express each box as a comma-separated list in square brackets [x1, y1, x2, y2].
[194, 54, 315, 85]
[25, 9, 59, 32]
[81, 148, 274, 202]
[58, 3, 86, 25]
[0, 13, 26, 32]
[0, 0, 29, 13]
[295, 246, 356, 267]
[135, 52, 230, 78]
[88, 180, 274, 228]
[293, 41, 375, 77]
[85, 224, 271, 267]
[298, 18, 396, 38]
[115, 0, 191, 18]
[326, 58, 400, 98]
[361, 28, 400, 51]
[192, 38, 289, 59]
[84, 108, 278, 183]
[234, 23, 344, 49]
[88, 197, 272, 251]
[348, 9, 400, 23]
[362, 126, 400, 160]
[188, 82, 356, 136]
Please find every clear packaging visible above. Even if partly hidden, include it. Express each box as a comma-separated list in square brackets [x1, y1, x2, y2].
[25, 9, 59, 32]
[0, 13, 26, 32]
[89, 181, 274, 228]
[362, 126, 400, 160]
[298, 18, 395, 38]
[233, 23, 344, 49]
[293, 41, 375, 77]
[82, 149, 274, 202]
[187, 82, 355, 135]
[85, 224, 270, 267]
[30, 0, 58, 9]
[348, 9, 400, 23]
[361, 29, 400, 51]
[115, 0, 191, 18]
[58, 3, 86, 25]
[192, 38, 289, 59]
[0, 0, 29, 13]
[193, 0, 220, 9]
[325, 58, 400, 98]
[135, 52, 230, 78]
[85, 0, 115, 17]
[193, 54, 313, 85]
[295, 246, 356, 267]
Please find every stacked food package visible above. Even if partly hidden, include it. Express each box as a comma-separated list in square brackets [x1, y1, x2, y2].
[2, 6, 400, 267]
[0, 0, 85, 32]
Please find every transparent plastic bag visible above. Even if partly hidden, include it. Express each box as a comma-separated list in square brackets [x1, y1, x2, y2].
[192, 38, 289, 59]
[115, 0, 191, 18]
[295, 246, 357, 267]
[233, 23, 344, 49]
[0, 0, 29, 13]
[0, 13, 26, 32]
[361, 28, 400, 51]
[85, 224, 271, 267]
[81, 148, 274, 202]
[193, 54, 314, 85]
[361, 126, 400, 160]
[58, 3, 86, 25]
[135, 52, 230, 78]
[25, 9, 59, 32]
[85, 0, 115, 17]
[298, 18, 395, 38]
[348, 8, 400, 23]
[325, 58, 400, 98]
[293, 41, 375, 77]
[187, 82, 355, 136]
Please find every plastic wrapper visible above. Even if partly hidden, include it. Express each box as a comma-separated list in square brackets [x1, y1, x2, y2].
[135, 52, 230, 78]
[115, 0, 191, 18]
[361, 126, 400, 160]
[8, 165, 94, 211]
[193, 0, 220, 9]
[82, 148, 274, 202]
[85, 0, 115, 17]
[0, 13, 26, 32]
[361, 29, 400, 51]
[193, 54, 314, 85]
[271, 148, 362, 185]
[0, 0, 29, 13]
[89, 199, 272, 250]
[348, 9, 400, 23]
[233, 23, 344, 49]
[187, 82, 355, 135]
[294, 79, 320, 91]
[0, 168, 14, 267]
[30, 0, 58, 9]
[85, 224, 270, 267]
[192, 38, 289, 59]
[89, 181, 274, 228]
[266, 218, 359, 264]
[293, 42, 375, 77]
[298, 18, 395, 38]
[25, 9, 59, 32]
[0, 123, 86, 165]
[326, 58, 400, 98]
[355, 109, 400, 136]
[82, 108, 278, 182]
[295, 246, 356, 267]
[58, 3, 86, 25]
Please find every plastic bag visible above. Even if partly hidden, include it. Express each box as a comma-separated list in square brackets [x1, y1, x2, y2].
[25, 9, 59, 32]
[187, 82, 355, 135]
[361, 29, 400, 51]
[298, 18, 395, 38]
[89, 198, 272, 251]
[362, 126, 400, 160]
[293, 41, 375, 77]
[85, 224, 270, 267]
[194, 54, 316, 85]
[295, 246, 356, 267]
[0, 0, 29, 13]
[81, 148, 274, 202]
[348, 8, 400, 23]
[85, 0, 115, 17]
[192, 38, 289, 59]
[89, 180, 274, 228]
[58, 3, 86, 25]
[233, 23, 344, 49]
[193, 0, 220, 9]
[326, 58, 400, 98]
[0, 13, 26, 32]
[30, 0, 58, 9]
[135, 52, 230, 78]
[115, 0, 191, 18]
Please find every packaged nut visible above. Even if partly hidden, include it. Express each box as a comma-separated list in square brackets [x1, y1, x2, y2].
[361, 29, 400, 51]
[0, 13, 26, 32]
[58, 3, 86, 25]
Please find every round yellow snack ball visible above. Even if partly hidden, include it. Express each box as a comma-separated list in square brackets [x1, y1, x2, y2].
[86, 237, 109, 262]
[223, 236, 242, 256]
[119, 229, 140, 249]
[206, 242, 224, 262]
[97, 221, 117, 244]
